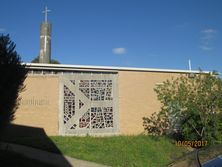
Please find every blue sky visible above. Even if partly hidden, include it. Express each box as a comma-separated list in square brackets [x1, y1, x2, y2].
[0, 0, 221, 73]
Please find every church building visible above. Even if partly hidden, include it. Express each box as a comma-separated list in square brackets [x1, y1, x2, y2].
[13, 7, 208, 136]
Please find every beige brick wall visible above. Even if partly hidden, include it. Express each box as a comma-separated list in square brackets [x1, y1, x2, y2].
[13, 75, 59, 135]
[13, 71, 182, 136]
[118, 71, 180, 135]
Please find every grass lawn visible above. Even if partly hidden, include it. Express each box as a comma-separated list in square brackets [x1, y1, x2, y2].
[0, 135, 188, 167]
[51, 135, 188, 167]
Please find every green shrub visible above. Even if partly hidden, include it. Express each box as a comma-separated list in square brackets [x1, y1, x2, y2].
[143, 72, 222, 145]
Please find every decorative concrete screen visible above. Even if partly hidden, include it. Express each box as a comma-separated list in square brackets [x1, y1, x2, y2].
[59, 73, 118, 135]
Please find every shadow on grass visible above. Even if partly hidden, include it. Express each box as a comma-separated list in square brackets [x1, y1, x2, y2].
[0, 123, 72, 167]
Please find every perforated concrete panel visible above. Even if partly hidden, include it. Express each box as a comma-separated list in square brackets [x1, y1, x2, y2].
[59, 73, 118, 135]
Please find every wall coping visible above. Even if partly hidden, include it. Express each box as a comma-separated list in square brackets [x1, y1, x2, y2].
[24, 63, 210, 74]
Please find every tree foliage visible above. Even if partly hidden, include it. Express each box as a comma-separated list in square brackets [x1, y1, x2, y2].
[31, 56, 60, 64]
[143, 72, 222, 144]
[0, 34, 27, 129]
[31, 56, 39, 63]
[50, 59, 60, 64]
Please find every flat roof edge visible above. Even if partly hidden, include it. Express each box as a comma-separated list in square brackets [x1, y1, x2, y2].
[24, 63, 210, 74]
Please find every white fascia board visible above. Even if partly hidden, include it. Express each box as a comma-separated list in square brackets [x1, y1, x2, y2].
[24, 63, 210, 74]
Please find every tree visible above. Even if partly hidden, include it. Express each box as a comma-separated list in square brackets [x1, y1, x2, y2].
[143, 72, 222, 144]
[51, 59, 60, 64]
[0, 34, 27, 129]
[31, 56, 39, 63]
[31, 56, 60, 64]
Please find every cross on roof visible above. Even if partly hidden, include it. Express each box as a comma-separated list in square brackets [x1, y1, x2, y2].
[42, 6, 51, 23]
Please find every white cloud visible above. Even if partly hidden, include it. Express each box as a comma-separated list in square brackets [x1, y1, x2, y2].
[200, 28, 217, 51]
[112, 48, 126, 55]
[200, 45, 213, 51]
[201, 29, 217, 34]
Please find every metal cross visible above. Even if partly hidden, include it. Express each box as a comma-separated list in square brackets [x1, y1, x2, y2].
[42, 6, 51, 22]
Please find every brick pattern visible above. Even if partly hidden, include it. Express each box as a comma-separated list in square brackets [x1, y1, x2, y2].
[13, 75, 59, 135]
[118, 71, 180, 135]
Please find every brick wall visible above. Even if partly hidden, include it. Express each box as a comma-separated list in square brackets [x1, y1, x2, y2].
[13, 75, 59, 135]
[118, 71, 180, 135]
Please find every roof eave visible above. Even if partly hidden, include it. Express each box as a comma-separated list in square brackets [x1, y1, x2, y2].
[24, 63, 210, 74]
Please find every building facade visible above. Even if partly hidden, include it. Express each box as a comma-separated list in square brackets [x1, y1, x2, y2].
[13, 63, 206, 136]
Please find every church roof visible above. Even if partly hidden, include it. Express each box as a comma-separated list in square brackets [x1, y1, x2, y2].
[25, 63, 210, 74]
